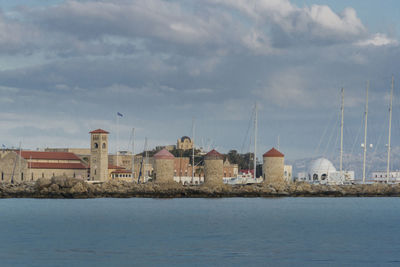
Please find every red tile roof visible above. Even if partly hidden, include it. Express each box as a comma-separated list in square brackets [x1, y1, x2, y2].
[28, 162, 87, 169]
[205, 149, 223, 159]
[263, 148, 284, 158]
[17, 151, 81, 160]
[90, 129, 109, 134]
[154, 148, 175, 159]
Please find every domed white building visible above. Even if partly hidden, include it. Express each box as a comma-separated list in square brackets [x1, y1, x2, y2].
[297, 157, 354, 185]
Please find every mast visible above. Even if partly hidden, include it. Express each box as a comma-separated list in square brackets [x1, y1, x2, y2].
[387, 76, 394, 183]
[131, 128, 135, 182]
[362, 81, 369, 183]
[116, 114, 120, 168]
[340, 88, 344, 177]
[145, 137, 148, 180]
[192, 118, 195, 182]
[254, 102, 257, 179]
[18, 142, 22, 180]
[277, 135, 280, 150]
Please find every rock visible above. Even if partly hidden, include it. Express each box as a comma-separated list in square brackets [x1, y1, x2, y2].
[35, 178, 52, 189]
[51, 176, 81, 188]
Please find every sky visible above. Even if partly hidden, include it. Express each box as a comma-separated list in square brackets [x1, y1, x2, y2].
[0, 0, 400, 164]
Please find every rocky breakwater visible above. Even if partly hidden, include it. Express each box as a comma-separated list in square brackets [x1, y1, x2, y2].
[2, 177, 400, 198]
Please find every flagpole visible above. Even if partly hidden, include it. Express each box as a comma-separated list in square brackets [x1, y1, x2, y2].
[116, 114, 119, 167]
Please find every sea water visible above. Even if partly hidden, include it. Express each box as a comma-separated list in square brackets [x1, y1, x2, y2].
[0, 198, 400, 266]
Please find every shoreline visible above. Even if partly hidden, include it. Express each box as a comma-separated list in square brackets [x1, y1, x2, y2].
[1, 177, 400, 199]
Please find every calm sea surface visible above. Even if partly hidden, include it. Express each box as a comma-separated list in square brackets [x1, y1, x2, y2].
[0, 198, 400, 266]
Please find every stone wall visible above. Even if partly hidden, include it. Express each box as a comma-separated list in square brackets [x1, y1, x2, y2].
[90, 133, 108, 182]
[0, 151, 87, 183]
[204, 159, 223, 186]
[263, 157, 284, 184]
[154, 159, 174, 184]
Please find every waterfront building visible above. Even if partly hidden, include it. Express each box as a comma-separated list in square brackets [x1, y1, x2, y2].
[153, 149, 175, 184]
[0, 150, 87, 183]
[108, 151, 133, 171]
[370, 171, 400, 183]
[296, 158, 355, 185]
[45, 148, 91, 163]
[89, 129, 109, 182]
[284, 165, 293, 182]
[204, 149, 224, 186]
[263, 148, 285, 184]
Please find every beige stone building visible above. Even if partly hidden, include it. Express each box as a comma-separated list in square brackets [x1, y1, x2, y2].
[177, 136, 193, 150]
[262, 148, 285, 184]
[45, 148, 91, 163]
[0, 150, 87, 183]
[108, 151, 133, 171]
[204, 149, 224, 186]
[153, 149, 175, 184]
[89, 129, 109, 182]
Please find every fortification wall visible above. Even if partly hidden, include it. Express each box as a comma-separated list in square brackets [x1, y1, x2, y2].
[204, 159, 223, 186]
[263, 157, 284, 184]
[154, 159, 174, 184]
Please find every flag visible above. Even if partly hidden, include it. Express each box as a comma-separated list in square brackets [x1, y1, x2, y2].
[117, 112, 123, 117]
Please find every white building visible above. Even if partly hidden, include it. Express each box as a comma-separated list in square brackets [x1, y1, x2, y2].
[371, 171, 400, 183]
[297, 158, 355, 185]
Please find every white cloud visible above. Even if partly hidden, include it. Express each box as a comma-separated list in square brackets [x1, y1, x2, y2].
[356, 33, 398, 47]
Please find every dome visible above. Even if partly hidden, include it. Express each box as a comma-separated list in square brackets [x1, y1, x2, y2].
[180, 136, 191, 142]
[309, 158, 336, 175]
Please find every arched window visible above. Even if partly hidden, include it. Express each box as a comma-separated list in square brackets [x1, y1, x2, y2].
[313, 174, 318, 181]
[321, 174, 327, 180]
[94, 143, 99, 149]
[102, 143, 106, 149]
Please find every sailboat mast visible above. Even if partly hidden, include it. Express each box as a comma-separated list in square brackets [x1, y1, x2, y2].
[131, 128, 135, 182]
[254, 103, 257, 179]
[340, 88, 344, 176]
[192, 118, 195, 182]
[387, 76, 394, 183]
[145, 137, 148, 180]
[363, 81, 369, 183]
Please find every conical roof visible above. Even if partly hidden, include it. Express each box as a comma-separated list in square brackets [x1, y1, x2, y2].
[154, 148, 175, 159]
[205, 149, 223, 160]
[90, 129, 109, 134]
[263, 148, 284, 158]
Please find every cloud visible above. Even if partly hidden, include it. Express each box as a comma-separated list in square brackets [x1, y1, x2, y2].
[209, 0, 367, 47]
[0, 0, 398, 160]
[356, 33, 398, 47]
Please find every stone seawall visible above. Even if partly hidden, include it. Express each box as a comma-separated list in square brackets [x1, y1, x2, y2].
[1, 177, 400, 198]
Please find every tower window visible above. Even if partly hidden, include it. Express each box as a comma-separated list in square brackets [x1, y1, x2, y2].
[94, 143, 99, 149]
[102, 143, 106, 149]
[21, 172, 24, 181]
